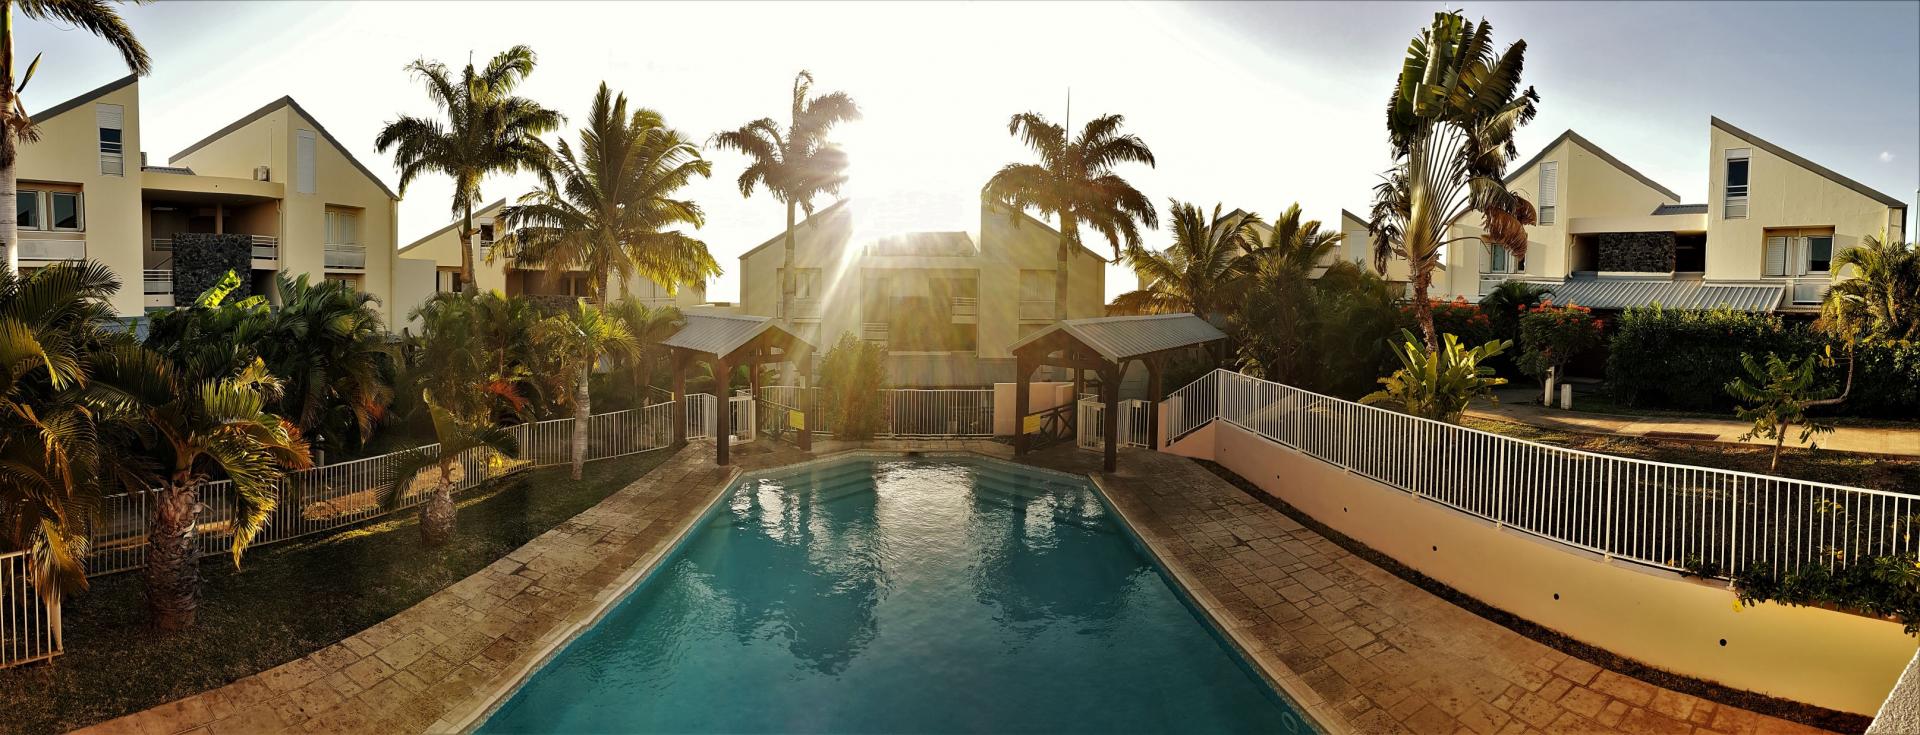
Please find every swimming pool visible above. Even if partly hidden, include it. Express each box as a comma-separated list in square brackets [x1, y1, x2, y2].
[479, 455, 1313, 734]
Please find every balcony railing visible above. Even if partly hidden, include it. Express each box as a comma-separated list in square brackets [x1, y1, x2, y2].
[324, 243, 366, 269]
[950, 297, 978, 317]
[250, 235, 278, 262]
[861, 322, 889, 343]
[789, 297, 821, 318]
[143, 269, 173, 308]
[1017, 299, 1054, 321]
[19, 239, 85, 262]
[478, 238, 493, 261]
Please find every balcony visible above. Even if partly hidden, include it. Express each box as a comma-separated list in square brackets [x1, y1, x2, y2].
[143, 269, 173, 308]
[478, 237, 493, 262]
[861, 322, 889, 343]
[325, 243, 366, 270]
[151, 234, 278, 267]
[951, 297, 978, 324]
[18, 239, 85, 262]
[1017, 299, 1054, 321]
[789, 297, 821, 319]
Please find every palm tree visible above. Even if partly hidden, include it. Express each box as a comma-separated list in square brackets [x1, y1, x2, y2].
[258, 273, 391, 454]
[713, 71, 859, 323]
[376, 397, 517, 546]
[1821, 236, 1919, 343]
[538, 301, 637, 480]
[1248, 203, 1344, 278]
[0, 261, 146, 600]
[1479, 279, 1554, 339]
[2, 0, 150, 270]
[1110, 201, 1258, 317]
[92, 346, 310, 630]
[605, 298, 682, 397]
[984, 111, 1158, 320]
[376, 45, 562, 294]
[1369, 11, 1540, 350]
[497, 82, 718, 300]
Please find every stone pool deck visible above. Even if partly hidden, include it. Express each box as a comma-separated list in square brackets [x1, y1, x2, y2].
[80, 439, 1831, 735]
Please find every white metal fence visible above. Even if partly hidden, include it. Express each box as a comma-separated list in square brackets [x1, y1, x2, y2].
[1185, 368, 1917, 578]
[757, 387, 994, 438]
[0, 550, 60, 669]
[1076, 397, 1151, 450]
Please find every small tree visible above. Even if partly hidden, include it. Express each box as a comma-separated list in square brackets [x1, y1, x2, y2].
[377, 396, 519, 546]
[818, 333, 887, 439]
[538, 301, 637, 480]
[1725, 350, 1850, 473]
[1516, 300, 1603, 384]
[1362, 330, 1511, 423]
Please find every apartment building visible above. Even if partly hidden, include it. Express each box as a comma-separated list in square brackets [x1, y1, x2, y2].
[1416, 120, 1907, 312]
[733, 198, 1105, 386]
[10, 75, 433, 324]
[398, 198, 709, 310]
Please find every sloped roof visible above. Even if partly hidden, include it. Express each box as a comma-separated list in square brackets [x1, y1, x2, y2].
[29, 74, 137, 124]
[867, 231, 976, 256]
[1651, 203, 1708, 216]
[739, 198, 852, 261]
[1711, 117, 1906, 209]
[1008, 313, 1225, 363]
[660, 313, 813, 358]
[398, 198, 508, 254]
[1505, 130, 1681, 202]
[171, 96, 399, 200]
[1523, 274, 1782, 312]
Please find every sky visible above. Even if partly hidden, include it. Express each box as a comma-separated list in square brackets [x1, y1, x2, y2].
[16, 1, 1920, 303]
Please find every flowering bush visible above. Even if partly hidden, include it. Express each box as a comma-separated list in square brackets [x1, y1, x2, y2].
[1516, 299, 1604, 381]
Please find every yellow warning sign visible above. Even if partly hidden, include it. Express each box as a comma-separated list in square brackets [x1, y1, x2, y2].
[789, 410, 806, 430]
[1022, 414, 1042, 434]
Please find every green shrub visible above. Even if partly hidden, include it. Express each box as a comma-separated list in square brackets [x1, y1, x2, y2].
[1361, 330, 1511, 423]
[1732, 555, 1920, 635]
[1847, 340, 1920, 418]
[1605, 307, 1818, 410]
[818, 333, 888, 439]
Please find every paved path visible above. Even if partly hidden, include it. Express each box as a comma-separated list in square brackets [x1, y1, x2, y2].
[80, 439, 1830, 735]
[1470, 389, 1920, 458]
[1078, 448, 1831, 735]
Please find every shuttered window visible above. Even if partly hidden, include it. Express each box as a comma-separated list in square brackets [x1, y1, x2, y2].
[1764, 228, 1836, 277]
[96, 104, 124, 176]
[1763, 236, 1788, 277]
[1019, 270, 1053, 301]
[325, 210, 359, 246]
[296, 130, 317, 194]
[1537, 161, 1558, 226]
[1724, 149, 1751, 219]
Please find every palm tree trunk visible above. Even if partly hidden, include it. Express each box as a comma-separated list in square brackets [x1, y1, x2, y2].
[1410, 267, 1439, 351]
[458, 200, 477, 295]
[145, 482, 200, 631]
[0, 12, 18, 275]
[571, 361, 589, 480]
[419, 470, 455, 546]
[1054, 214, 1076, 321]
[782, 200, 797, 323]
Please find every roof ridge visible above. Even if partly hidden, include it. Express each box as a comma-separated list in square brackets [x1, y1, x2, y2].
[171, 95, 399, 200]
[29, 74, 138, 124]
[1504, 129, 1681, 202]
[398, 198, 509, 253]
[1711, 116, 1906, 210]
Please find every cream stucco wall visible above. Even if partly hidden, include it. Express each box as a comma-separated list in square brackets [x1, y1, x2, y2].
[16, 80, 147, 315]
[1704, 122, 1903, 286]
[171, 102, 401, 325]
[1175, 421, 1914, 715]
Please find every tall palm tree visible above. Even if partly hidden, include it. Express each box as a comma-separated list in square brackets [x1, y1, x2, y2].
[2, 0, 150, 271]
[538, 301, 636, 480]
[713, 71, 859, 323]
[605, 298, 682, 397]
[1110, 201, 1257, 317]
[1248, 203, 1344, 277]
[1821, 236, 1919, 343]
[497, 82, 717, 300]
[258, 273, 391, 454]
[0, 261, 146, 600]
[92, 346, 310, 631]
[1369, 11, 1539, 350]
[376, 45, 562, 294]
[984, 111, 1158, 320]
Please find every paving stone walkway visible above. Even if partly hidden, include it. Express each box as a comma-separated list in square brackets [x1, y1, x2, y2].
[1077, 448, 1833, 735]
[80, 439, 1832, 735]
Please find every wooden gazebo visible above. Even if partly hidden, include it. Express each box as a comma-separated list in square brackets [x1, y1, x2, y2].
[661, 313, 817, 465]
[1009, 314, 1227, 471]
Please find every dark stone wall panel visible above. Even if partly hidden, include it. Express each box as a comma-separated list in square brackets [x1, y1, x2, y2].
[1596, 232, 1676, 273]
[173, 233, 254, 303]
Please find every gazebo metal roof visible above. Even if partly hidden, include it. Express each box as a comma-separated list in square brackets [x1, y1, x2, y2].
[660, 313, 814, 359]
[1008, 314, 1227, 364]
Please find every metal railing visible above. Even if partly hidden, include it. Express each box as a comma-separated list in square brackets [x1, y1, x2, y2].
[1017, 299, 1054, 321]
[0, 550, 60, 669]
[1076, 397, 1150, 450]
[250, 235, 278, 261]
[861, 322, 889, 343]
[758, 387, 993, 438]
[324, 243, 366, 269]
[142, 269, 173, 296]
[950, 297, 978, 319]
[1182, 368, 1918, 577]
[18, 239, 85, 262]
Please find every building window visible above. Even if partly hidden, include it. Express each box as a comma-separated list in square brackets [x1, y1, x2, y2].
[296, 130, 317, 195]
[17, 191, 40, 230]
[1486, 244, 1522, 274]
[436, 269, 462, 293]
[1018, 269, 1053, 301]
[96, 104, 124, 177]
[1724, 149, 1750, 219]
[325, 209, 360, 247]
[1537, 161, 1558, 226]
[49, 192, 82, 231]
[1763, 227, 1836, 277]
[325, 274, 362, 292]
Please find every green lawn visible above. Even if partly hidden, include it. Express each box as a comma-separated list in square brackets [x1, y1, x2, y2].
[1465, 416, 1920, 492]
[0, 451, 672, 735]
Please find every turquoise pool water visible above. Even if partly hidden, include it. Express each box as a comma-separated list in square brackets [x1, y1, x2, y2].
[479, 456, 1312, 734]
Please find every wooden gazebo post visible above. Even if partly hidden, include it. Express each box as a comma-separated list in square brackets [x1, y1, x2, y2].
[1100, 363, 1121, 472]
[1146, 355, 1165, 450]
[714, 356, 733, 466]
[795, 347, 813, 453]
[671, 350, 688, 445]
